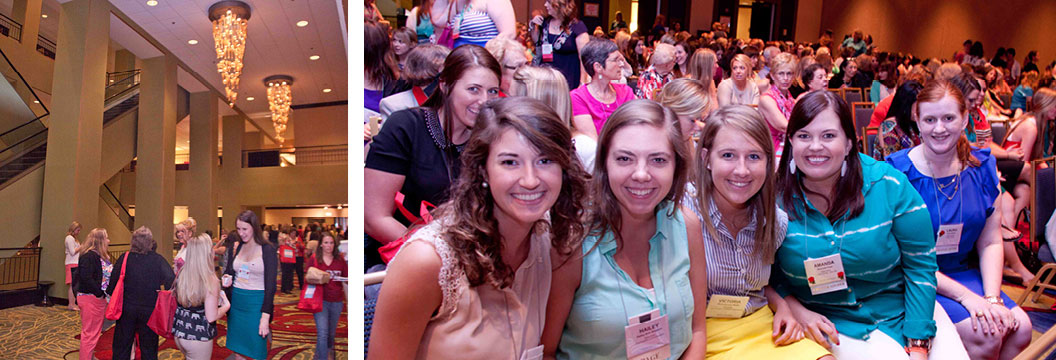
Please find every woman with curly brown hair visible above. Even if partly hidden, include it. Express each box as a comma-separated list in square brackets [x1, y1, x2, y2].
[368, 96, 591, 359]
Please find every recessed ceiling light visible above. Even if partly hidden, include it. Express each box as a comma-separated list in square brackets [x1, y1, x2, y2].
[296, 20, 309, 27]
[309, 55, 320, 60]
[246, 96, 255, 101]
[146, 0, 158, 6]
[187, 39, 198, 45]
[322, 88, 332, 93]
[41, 14, 47, 18]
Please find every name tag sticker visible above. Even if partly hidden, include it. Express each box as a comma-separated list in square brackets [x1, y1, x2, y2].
[625, 309, 671, 360]
[541, 44, 554, 62]
[804, 253, 849, 295]
[936, 223, 963, 255]
[706, 294, 750, 318]
[520, 345, 544, 360]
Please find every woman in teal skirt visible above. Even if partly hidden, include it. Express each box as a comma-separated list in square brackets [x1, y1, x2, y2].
[222, 210, 278, 359]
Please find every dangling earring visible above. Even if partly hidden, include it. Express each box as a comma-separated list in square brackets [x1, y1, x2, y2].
[789, 158, 796, 174]
[840, 159, 847, 177]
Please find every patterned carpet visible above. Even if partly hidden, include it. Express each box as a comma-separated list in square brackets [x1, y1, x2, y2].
[0, 291, 348, 359]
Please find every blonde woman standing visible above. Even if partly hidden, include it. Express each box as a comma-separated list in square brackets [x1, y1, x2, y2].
[64, 221, 82, 311]
[174, 234, 230, 360]
[74, 228, 111, 360]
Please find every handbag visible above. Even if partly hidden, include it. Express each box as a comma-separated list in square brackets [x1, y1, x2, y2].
[436, 0, 458, 48]
[147, 283, 177, 339]
[104, 252, 130, 321]
[378, 193, 436, 263]
[306, 267, 332, 285]
[296, 284, 323, 313]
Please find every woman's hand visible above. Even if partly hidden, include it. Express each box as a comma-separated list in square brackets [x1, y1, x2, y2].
[772, 304, 805, 346]
[961, 294, 1005, 334]
[259, 315, 271, 337]
[785, 297, 839, 349]
[990, 300, 1016, 332]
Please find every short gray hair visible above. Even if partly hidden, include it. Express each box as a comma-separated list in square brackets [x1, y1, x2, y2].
[651, 44, 676, 66]
[580, 37, 619, 77]
[131, 226, 156, 253]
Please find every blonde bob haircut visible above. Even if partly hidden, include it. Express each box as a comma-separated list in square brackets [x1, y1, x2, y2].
[509, 65, 573, 126]
[696, 105, 778, 263]
[768, 53, 797, 81]
[731, 54, 753, 74]
[656, 78, 710, 120]
[175, 234, 220, 307]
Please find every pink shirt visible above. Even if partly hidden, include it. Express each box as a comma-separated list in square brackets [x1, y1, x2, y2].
[570, 82, 636, 134]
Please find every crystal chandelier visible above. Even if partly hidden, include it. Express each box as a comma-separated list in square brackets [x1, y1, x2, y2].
[208, 1, 251, 105]
[265, 75, 293, 143]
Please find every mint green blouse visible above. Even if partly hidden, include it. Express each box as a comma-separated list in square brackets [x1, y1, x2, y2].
[772, 153, 938, 345]
[557, 202, 694, 360]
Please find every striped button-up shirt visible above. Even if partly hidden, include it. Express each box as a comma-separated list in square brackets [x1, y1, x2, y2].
[690, 197, 789, 317]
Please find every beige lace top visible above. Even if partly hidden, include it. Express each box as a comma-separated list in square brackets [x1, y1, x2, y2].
[397, 219, 552, 359]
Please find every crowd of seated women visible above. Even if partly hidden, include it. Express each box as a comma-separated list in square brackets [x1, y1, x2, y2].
[362, 7, 1056, 358]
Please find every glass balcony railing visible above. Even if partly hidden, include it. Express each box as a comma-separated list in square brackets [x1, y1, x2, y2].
[241, 144, 348, 168]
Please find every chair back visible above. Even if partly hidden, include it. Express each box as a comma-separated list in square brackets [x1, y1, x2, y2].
[851, 102, 874, 137]
[844, 88, 864, 103]
[1033, 157, 1056, 244]
[990, 119, 1008, 144]
[863, 126, 879, 158]
[999, 92, 1013, 107]
[364, 296, 377, 355]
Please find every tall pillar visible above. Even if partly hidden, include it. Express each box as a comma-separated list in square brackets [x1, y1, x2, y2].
[188, 92, 218, 236]
[38, 0, 108, 298]
[12, 0, 43, 54]
[134, 55, 177, 261]
[220, 114, 243, 232]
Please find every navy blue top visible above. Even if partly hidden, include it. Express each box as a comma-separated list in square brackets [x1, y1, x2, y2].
[541, 18, 588, 90]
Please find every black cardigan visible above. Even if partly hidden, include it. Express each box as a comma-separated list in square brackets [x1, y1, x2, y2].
[223, 240, 278, 321]
[105, 252, 175, 308]
[75, 251, 107, 298]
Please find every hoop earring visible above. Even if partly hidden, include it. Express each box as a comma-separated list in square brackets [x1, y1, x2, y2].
[789, 158, 796, 174]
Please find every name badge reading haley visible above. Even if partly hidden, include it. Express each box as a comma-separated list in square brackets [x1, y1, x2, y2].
[804, 253, 848, 295]
[706, 294, 749, 318]
[625, 309, 671, 360]
[936, 223, 963, 255]
[519, 345, 544, 360]
[541, 44, 554, 62]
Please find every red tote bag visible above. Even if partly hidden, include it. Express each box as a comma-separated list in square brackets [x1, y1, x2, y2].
[378, 193, 436, 263]
[297, 284, 323, 313]
[147, 285, 177, 339]
[104, 252, 130, 321]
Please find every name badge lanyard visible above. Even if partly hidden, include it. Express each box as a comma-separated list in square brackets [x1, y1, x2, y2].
[927, 160, 964, 254]
[611, 236, 670, 319]
[501, 294, 524, 359]
[610, 235, 673, 360]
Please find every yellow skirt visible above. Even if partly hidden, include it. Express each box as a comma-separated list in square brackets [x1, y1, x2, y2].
[705, 306, 831, 360]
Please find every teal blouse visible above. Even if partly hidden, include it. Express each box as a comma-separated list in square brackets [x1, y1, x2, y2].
[772, 153, 938, 345]
[557, 202, 694, 360]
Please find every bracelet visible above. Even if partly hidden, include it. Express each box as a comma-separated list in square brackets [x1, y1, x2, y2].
[985, 295, 1005, 305]
[905, 346, 929, 356]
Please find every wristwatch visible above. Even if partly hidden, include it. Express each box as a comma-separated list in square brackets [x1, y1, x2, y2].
[904, 338, 932, 355]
